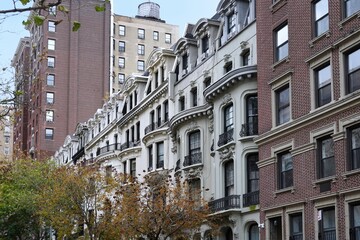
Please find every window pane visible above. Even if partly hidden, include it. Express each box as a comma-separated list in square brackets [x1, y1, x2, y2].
[315, 0, 328, 20]
[353, 204, 360, 227]
[277, 25, 288, 46]
[348, 49, 360, 72]
[322, 209, 335, 229]
[317, 64, 331, 87]
[322, 138, 334, 158]
[316, 15, 329, 36]
[345, 0, 360, 17]
[281, 153, 293, 171]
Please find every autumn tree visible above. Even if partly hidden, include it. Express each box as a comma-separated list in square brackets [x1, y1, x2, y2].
[38, 165, 115, 240]
[110, 171, 216, 240]
[0, 158, 54, 239]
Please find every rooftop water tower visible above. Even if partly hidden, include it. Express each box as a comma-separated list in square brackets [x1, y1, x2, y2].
[137, 1, 161, 20]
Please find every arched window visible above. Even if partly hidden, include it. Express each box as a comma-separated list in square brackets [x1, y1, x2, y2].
[249, 223, 259, 240]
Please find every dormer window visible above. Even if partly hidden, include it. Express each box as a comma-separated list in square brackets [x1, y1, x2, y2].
[182, 54, 188, 75]
[228, 11, 236, 34]
[202, 36, 209, 55]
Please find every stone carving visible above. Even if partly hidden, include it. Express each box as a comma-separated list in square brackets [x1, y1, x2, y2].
[219, 145, 235, 161]
[222, 93, 232, 105]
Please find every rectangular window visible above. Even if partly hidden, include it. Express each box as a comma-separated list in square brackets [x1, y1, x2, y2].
[224, 103, 234, 132]
[49, 6, 56, 15]
[156, 105, 161, 127]
[191, 87, 197, 107]
[156, 142, 164, 168]
[189, 130, 201, 156]
[314, 0, 329, 37]
[179, 96, 185, 111]
[137, 60, 145, 71]
[130, 159, 136, 178]
[318, 207, 336, 240]
[119, 57, 125, 68]
[276, 85, 290, 125]
[350, 202, 360, 240]
[290, 213, 303, 240]
[348, 125, 360, 170]
[278, 151, 293, 189]
[269, 216, 282, 240]
[138, 28, 145, 39]
[346, 48, 360, 94]
[224, 62, 233, 73]
[119, 25, 125, 36]
[118, 73, 125, 84]
[46, 92, 54, 104]
[46, 110, 54, 122]
[227, 12, 236, 34]
[119, 41, 125, 52]
[48, 21, 56, 32]
[189, 179, 201, 203]
[345, 0, 360, 18]
[315, 63, 332, 107]
[148, 145, 153, 171]
[247, 153, 259, 193]
[204, 77, 211, 88]
[153, 31, 159, 40]
[242, 50, 250, 66]
[45, 128, 54, 140]
[182, 54, 188, 73]
[138, 44, 145, 55]
[48, 39, 55, 50]
[224, 160, 234, 196]
[47, 56, 55, 68]
[165, 33, 171, 43]
[202, 36, 209, 54]
[318, 136, 335, 178]
[47, 74, 55, 86]
[275, 24, 289, 61]
[245, 94, 258, 136]
[163, 100, 169, 122]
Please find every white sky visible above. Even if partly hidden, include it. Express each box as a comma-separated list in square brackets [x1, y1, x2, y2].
[0, 0, 219, 80]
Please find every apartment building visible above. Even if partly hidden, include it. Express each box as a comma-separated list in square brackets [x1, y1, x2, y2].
[112, 2, 179, 93]
[11, 37, 30, 158]
[0, 106, 13, 162]
[54, 0, 259, 239]
[13, 0, 111, 159]
[256, 0, 360, 239]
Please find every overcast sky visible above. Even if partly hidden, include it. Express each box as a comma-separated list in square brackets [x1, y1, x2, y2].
[0, 0, 219, 78]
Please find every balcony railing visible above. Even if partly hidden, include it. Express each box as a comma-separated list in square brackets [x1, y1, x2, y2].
[289, 234, 303, 240]
[242, 190, 259, 207]
[208, 195, 241, 212]
[183, 152, 202, 167]
[239, 119, 258, 137]
[120, 141, 140, 151]
[217, 128, 234, 147]
[99, 144, 121, 155]
[144, 121, 169, 135]
[350, 226, 360, 240]
[318, 230, 336, 240]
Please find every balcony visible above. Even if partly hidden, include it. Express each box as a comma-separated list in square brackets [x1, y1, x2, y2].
[144, 121, 168, 135]
[183, 152, 202, 167]
[318, 230, 336, 240]
[217, 128, 234, 147]
[120, 141, 140, 151]
[208, 195, 241, 212]
[99, 144, 120, 155]
[242, 191, 259, 207]
[239, 119, 258, 137]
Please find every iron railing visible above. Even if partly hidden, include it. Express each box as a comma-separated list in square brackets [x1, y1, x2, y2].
[350, 226, 360, 240]
[208, 195, 241, 212]
[318, 230, 336, 240]
[120, 141, 140, 151]
[183, 152, 202, 167]
[239, 118, 258, 137]
[242, 190, 259, 207]
[218, 128, 234, 147]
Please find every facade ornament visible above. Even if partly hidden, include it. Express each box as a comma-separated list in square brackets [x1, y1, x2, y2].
[224, 54, 231, 63]
[240, 41, 248, 49]
[187, 121, 198, 132]
[219, 145, 235, 161]
[184, 167, 203, 179]
[222, 93, 232, 105]
[203, 69, 210, 78]
[178, 89, 184, 96]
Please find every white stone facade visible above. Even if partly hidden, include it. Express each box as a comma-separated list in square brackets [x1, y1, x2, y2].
[54, 1, 259, 239]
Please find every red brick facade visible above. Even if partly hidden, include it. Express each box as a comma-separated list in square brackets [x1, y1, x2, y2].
[257, 0, 360, 239]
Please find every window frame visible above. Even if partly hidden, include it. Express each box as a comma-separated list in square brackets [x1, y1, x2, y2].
[276, 84, 290, 125]
[224, 160, 234, 197]
[138, 44, 145, 55]
[274, 23, 289, 62]
[153, 31, 159, 41]
[247, 153, 259, 193]
[47, 56, 55, 68]
[277, 151, 293, 189]
[347, 125, 360, 171]
[48, 21, 56, 32]
[317, 135, 335, 179]
[224, 103, 234, 132]
[245, 94, 258, 136]
[189, 130, 201, 156]
[318, 207, 336, 240]
[315, 62, 332, 107]
[165, 33, 171, 43]
[289, 213, 303, 240]
[118, 73, 125, 84]
[119, 25, 126, 36]
[137, 60, 145, 71]
[46, 110, 54, 122]
[314, 0, 329, 37]
[47, 39, 56, 50]
[118, 57, 125, 68]
[138, 28, 145, 39]
[47, 74, 55, 86]
[344, 0, 360, 18]
[345, 47, 360, 94]
[46, 92, 54, 105]
[119, 41, 125, 52]
[45, 128, 54, 140]
[156, 142, 164, 169]
[269, 216, 282, 240]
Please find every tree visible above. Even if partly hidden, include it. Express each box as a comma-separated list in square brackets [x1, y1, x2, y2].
[110, 171, 217, 240]
[0, 158, 54, 239]
[38, 165, 115, 240]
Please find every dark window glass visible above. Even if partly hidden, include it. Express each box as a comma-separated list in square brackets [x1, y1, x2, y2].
[224, 160, 234, 196]
[290, 213, 303, 240]
[278, 151, 293, 189]
[318, 207, 336, 240]
[315, 63, 332, 107]
[269, 216, 282, 240]
[157, 142, 164, 168]
[276, 85, 290, 125]
[189, 130, 201, 155]
[348, 126, 360, 170]
[350, 202, 360, 240]
[247, 153, 259, 193]
[345, 0, 360, 18]
[314, 0, 329, 36]
[275, 24, 288, 61]
[318, 136, 335, 178]
[346, 48, 360, 94]
[119, 41, 125, 52]
[224, 103, 234, 132]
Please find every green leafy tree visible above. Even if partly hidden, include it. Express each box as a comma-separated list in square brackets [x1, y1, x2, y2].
[0, 158, 54, 239]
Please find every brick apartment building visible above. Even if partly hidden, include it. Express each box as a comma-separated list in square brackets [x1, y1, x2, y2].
[111, 2, 179, 93]
[256, 0, 360, 239]
[13, 0, 111, 159]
